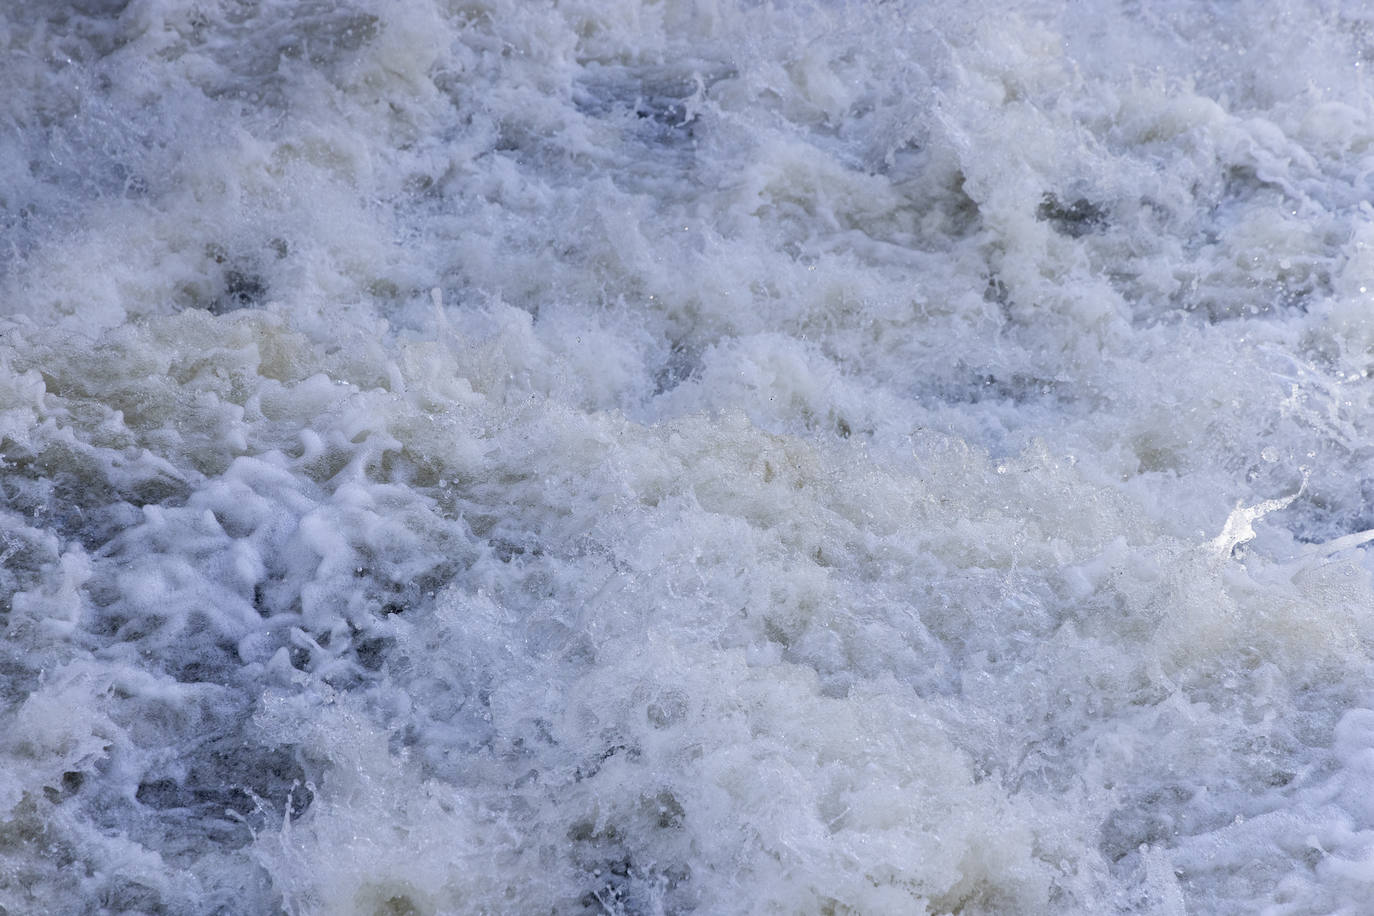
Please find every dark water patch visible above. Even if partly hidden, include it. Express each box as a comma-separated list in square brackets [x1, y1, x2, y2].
[569, 65, 732, 197]
[569, 825, 692, 916]
[1, 449, 187, 553]
[219, 267, 268, 313]
[1099, 783, 1191, 869]
[918, 363, 1074, 409]
[134, 742, 313, 837]
[1284, 474, 1374, 546]
[1037, 193, 1108, 238]
[573, 67, 711, 129]
[197, 5, 382, 109]
[41, 770, 85, 805]
[573, 743, 643, 783]
[354, 635, 392, 671]
[179, 244, 270, 315]
[652, 338, 702, 397]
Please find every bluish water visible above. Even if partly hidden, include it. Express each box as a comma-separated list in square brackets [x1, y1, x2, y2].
[4, 1, 1374, 913]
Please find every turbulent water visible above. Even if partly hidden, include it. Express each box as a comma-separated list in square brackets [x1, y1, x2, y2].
[6, 1, 1374, 913]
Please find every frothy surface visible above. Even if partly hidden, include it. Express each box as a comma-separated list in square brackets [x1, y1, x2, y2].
[4, 1, 1374, 913]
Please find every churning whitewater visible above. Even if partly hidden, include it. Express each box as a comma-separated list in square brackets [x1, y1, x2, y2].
[4, 0, 1374, 913]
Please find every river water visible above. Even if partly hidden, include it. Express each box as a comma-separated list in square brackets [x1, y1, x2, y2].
[4, 1, 1374, 913]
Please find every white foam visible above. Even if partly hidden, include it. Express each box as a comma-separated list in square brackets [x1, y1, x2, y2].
[5, 0, 1374, 912]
